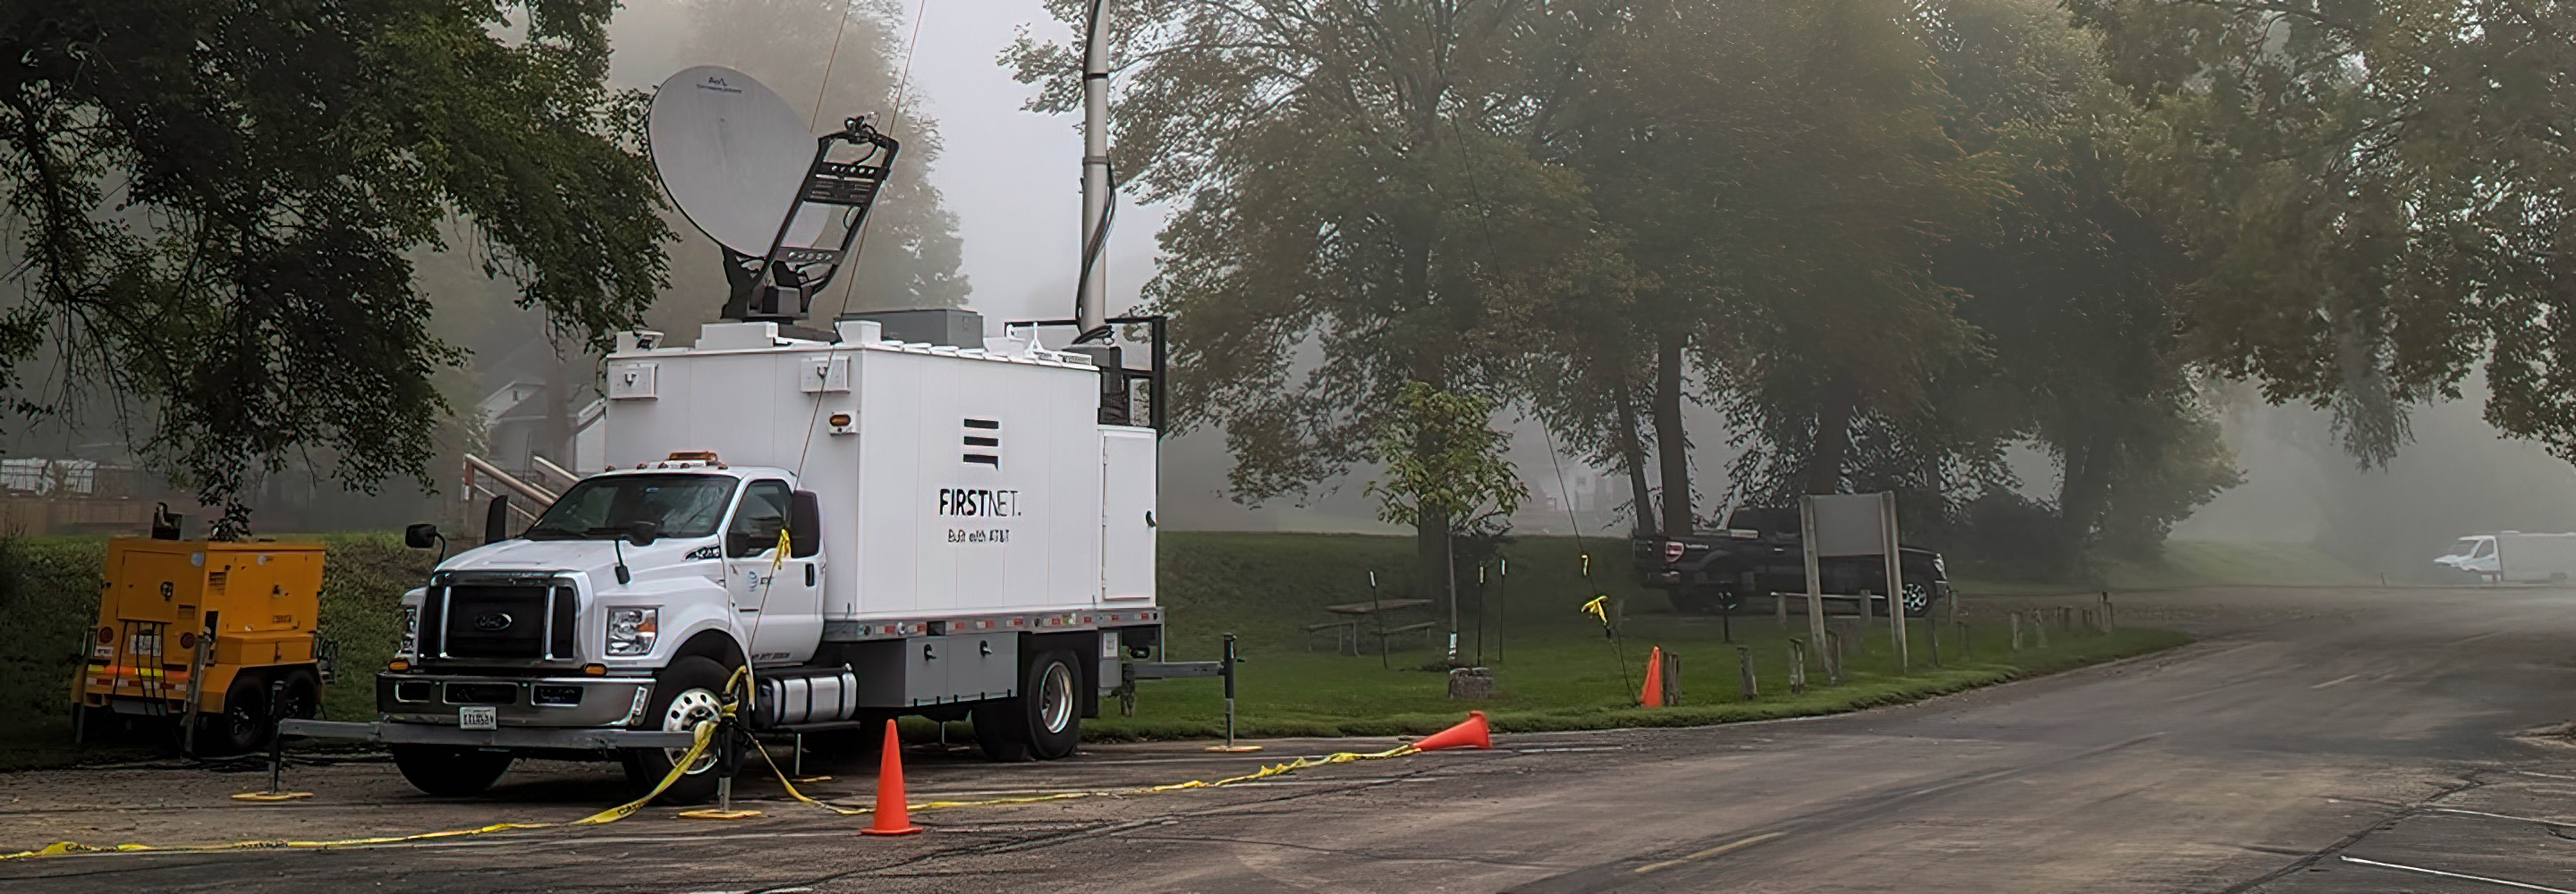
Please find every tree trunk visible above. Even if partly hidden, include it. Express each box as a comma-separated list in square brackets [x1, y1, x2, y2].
[1807, 384, 1854, 495]
[1653, 332, 1692, 536]
[2057, 426, 2120, 546]
[1614, 379, 1657, 536]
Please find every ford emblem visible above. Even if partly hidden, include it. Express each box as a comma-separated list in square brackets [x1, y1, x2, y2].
[472, 612, 513, 632]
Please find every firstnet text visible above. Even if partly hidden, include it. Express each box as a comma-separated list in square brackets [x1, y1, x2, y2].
[938, 488, 1021, 517]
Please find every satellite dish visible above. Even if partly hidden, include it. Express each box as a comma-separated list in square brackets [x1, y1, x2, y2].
[648, 66, 826, 255]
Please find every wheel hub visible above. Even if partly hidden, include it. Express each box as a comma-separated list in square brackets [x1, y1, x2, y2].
[1038, 662, 1074, 735]
[661, 688, 724, 773]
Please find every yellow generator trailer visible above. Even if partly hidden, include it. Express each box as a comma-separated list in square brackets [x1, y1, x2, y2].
[75, 536, 332, 755]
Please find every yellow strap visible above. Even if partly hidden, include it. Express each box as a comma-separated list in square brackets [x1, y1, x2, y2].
[0, 718, 724, 861]
[5, 711, 1432, 861]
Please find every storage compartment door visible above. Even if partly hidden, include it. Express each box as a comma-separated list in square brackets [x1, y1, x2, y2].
[1101, 429, 1157, 602]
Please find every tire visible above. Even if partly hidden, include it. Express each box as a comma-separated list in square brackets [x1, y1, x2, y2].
[392, 745, 514, 797]
[277, 668, 323, 722]
[976, 650, 1082, 762]
[621, 655, 733, 805]
[971, 701, 1030, 763]
[199, 672, 269, 755]
[1900, 580, 1934, 618]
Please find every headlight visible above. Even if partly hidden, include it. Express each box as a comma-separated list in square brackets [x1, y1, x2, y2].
[398, 605, 419, 655]
[606, 608, 658, 656]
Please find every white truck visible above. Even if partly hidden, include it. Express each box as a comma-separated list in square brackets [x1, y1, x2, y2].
[2436, 532, 2576, 584]
[278, 67, 1185, 804]
[284, 312, 1169, 804]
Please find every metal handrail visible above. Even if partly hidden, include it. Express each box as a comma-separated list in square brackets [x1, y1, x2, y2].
[529, 455, 582, 492]
[462, 454, 556, 506]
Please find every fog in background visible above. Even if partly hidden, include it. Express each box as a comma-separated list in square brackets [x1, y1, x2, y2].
[9, 1, 2572, 557]
[2174, 379, 2576, 578]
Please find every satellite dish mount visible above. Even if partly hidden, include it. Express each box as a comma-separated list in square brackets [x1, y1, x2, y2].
[724, 117, 900, 324]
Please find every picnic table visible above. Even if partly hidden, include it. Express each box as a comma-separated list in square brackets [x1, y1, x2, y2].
[1305, 599, 1436, 657]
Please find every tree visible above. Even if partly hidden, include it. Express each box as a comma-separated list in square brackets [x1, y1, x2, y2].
[2, 0, 669, 533]
[1364, 381, 1527, 662]
[2068, 0, 2576, 466]
[1623, 0, 2000, 509]
[1010, 0, 1622, 593]
[1908, 0, 2241, 565]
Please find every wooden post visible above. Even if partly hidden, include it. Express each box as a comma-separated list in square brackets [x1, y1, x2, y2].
[1787, 638, 1808, 695]
[1879, 491, 1907, 672]
[2010, 611, 2023, 651]
[1823, 629, 1844, 685]
[1858, 588, 1873, 655]
[1736, 646, 1757, 702]
[1801, 496, 1829, 671]
[1662, 651, 1684, 706]
[1956, 620, 1969, 661]
[2036, 612, 2049, 648]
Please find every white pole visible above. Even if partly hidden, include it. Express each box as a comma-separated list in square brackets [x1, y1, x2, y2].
[1077, 0, 1113, 333]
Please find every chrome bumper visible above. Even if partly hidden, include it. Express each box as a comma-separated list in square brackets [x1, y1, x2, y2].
[377, 671, 652, 729]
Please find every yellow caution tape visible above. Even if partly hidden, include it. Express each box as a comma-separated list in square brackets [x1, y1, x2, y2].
[1581, 595, 1612, 624]
[748, 738, 1422, 820]
[3, 704, 724, 862]
[5, 713, 1429, 861]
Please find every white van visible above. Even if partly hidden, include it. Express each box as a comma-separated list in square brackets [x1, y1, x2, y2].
[2436, 533, 2576, 584]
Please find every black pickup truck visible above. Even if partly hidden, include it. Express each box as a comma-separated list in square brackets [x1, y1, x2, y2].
[1632, 508, 1952, 617]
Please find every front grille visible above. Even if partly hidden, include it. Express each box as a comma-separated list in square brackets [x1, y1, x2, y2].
[444, 682, 520, 704]
[442, 586, 550, 659]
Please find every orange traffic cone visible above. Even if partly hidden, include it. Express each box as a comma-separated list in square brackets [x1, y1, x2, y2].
[1640, 646, 1665, 707]
[1412, 711, 1492, 752]
[860, 719, 922, 836]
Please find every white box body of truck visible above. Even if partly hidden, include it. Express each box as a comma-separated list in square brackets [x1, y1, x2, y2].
[601, 319, 1157, 621]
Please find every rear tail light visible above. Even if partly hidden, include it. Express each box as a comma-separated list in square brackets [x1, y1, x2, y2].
[1662, 541, 1685, 562]
[97, 627, 114, 645]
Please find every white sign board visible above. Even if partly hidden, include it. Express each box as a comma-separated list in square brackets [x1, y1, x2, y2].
[1799, 491, 1910, 671]
[1808, 493, 1894, 557]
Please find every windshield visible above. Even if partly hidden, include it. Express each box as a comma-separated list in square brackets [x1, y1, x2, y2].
[2452, 537, 2481, 557]
[523, 474, 736, 540]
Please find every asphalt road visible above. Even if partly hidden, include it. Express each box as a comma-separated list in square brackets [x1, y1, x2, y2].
[10, 585, 2576, 893]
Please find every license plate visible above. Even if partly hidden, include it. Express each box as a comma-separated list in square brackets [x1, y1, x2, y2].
[459, 706, 497, 730]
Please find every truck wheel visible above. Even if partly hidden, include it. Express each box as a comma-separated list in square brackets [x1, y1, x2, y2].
[622, 655, 731, 805]
[970, 700, 1032, 763]
[1021, 651, 1083, 760]
[278, 668, 323, 721]
[199, 672, 269, 755]
[1901, 581, 1933, 618]
[391, 746, 514, 797]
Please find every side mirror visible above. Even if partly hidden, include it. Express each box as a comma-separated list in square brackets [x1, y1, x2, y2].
[790, 491, 821, 559]
[483, 494, 512, 544]
[403, 523, 441, 550]
[627, 520, 660, 546]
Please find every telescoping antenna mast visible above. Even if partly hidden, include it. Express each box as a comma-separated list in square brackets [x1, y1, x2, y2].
[1075, 0, 1113, 338]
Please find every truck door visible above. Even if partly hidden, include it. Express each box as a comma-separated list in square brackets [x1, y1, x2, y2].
[724, 479, 819, 665]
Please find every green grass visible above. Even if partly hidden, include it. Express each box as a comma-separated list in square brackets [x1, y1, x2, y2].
[1953, 539, 2372, 595]
[1098, 532, 2187, 739]
[0, 531, 2184, 763]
